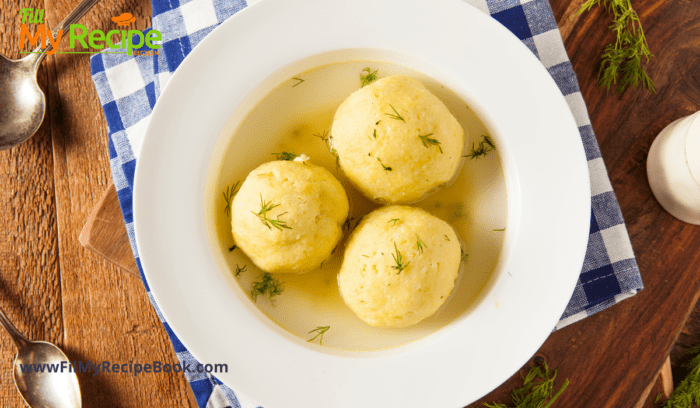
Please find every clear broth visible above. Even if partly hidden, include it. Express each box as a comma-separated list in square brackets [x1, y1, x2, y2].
[213, 61, 507, 351]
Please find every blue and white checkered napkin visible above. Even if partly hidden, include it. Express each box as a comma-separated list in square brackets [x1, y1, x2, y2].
[90, 0, 644, 405]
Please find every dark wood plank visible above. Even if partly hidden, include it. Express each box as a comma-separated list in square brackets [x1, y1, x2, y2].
[0, 1, 63, 406]
[472, 0, 700, 407]
[41, 0, 197, 406]
[80, 182, 139, 276]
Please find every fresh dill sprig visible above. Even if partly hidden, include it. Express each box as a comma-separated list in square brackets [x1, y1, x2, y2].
[464, 135, 496, 159]
[223, 181, 241, 217]
[391, 242, 410, 274]
[577, 0, 655, 94]
[292, 77, 305, 87]
[251, 272, 284, 302]
[388, 218, 400, 226]
[416, 236, 427, 254]
[360, 68, 378, 87]
[385, 104, 405, 122]
[373, 129, 377, 139]
[307, 326, 330, 345]
[377, 157, 392, 172]
[660, 345, 700, 407]
[461, 248, 469, 263]
[418, 133, 443, 153]
[235, 264, 247, 277]
[494, 228, 506, 232]
[468, 359, 569, 408]
[272, 150, 297, 161]
[253, 195, 292, 230]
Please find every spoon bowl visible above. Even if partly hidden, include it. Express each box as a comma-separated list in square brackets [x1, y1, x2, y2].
[0, 54, 46, 150]
[12, 339, 81, 408]
[0, 306, 81, 408]
[0, 0, 101, 150]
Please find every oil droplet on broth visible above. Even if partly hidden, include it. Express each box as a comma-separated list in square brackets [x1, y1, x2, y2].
[214, 60, 507, 351]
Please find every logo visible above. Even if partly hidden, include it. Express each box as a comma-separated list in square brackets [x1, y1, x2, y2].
[112, 13, 136, 26]
[19, 8, 161, 56]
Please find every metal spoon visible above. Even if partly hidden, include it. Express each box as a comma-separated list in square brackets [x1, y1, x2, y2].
[0, 305, 81, 408]
[0, 0, 101, 151]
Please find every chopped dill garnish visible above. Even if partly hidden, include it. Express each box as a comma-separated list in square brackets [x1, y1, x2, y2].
[468, 358, 568, 408]
[376, 120, 382, 125]
[235, 264, 247, 277]
[377, 157, 392, 172]
[577, 0, 655, 94]
[272, 150, 297, 161]
[354, 215, 365, 230]
[444, 235, 450, 241]
[493, 228, 505, 232]
[313, 130, 329, 142]
[388, 218, 400, 226]
[360, 68, 378, 87]
[222, 181, 241, 217]
[385, 104, 405, 122]
[229, 245, 237, 252]
[464, 135, 496, 159]
[307, 326, 330, 345]
[391, 242, 410, 274]
[253, 195, 292, 230]
[291, 77, 305, 87]
[416, 236, 427, 254]
[418, 133, 443, 153]
[331, 148, 340, 170]
[344, 216, 355, 231]
[251, 272, 284, 302]
[461, 248, 469, 263]
[373, 129, 377, 139]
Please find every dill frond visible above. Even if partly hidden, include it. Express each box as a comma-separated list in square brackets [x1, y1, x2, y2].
[416, 236, 427, 254]
[385, 104, 405, 122]
[391, 242, 410, 273]
[307, 326, 330, 345]
[468, 359, 569, 408]
[251, 272, 284, 302]
[464, 135, 496, 159]
[223, 181, 241, 217]
[360, 68, 378, 87]
[418, 133, 443, 153]
[253, 195, 292, 230]
[577, 0, 655, 93]
[235, 264, 247, 276]
[377, 157, 392, 172]
[272, 150, 297, 161]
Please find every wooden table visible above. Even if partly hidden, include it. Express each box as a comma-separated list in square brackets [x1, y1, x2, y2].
[1, 0, 699, 407]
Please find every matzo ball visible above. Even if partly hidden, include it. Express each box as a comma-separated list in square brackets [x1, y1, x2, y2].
[231, 160, 349, 273]
[337, 206, 461, 327]
[331, 76, 465, 204]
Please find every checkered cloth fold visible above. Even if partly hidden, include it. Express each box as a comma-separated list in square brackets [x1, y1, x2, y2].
[90, 0, 644, 406]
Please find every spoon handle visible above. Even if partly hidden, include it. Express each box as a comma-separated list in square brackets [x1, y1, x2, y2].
[32, 0, 103, 67]
[0, 306, 30, 349]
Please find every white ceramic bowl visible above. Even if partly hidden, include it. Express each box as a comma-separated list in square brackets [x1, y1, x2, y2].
[133, 0, 590, 407]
